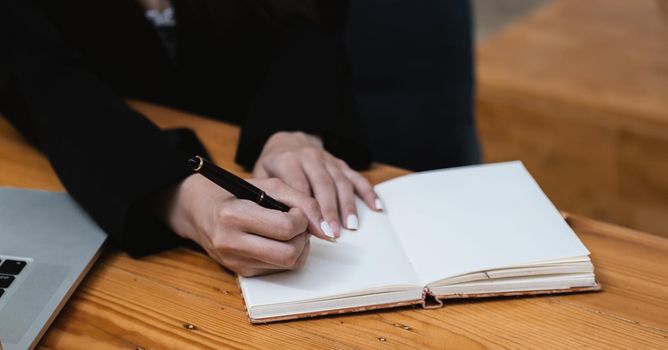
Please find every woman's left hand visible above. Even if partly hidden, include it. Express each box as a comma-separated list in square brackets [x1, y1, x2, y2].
[253, 131, 382, 238]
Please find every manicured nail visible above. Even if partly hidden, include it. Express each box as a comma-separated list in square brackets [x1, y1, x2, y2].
[320, 220, 336, 240]
[330, 220, 341, 238]
[346, 214, 359, 230]
[375, 198, 384, 211]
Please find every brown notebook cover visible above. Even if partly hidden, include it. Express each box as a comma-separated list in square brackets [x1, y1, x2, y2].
[245, 284, 602, 324]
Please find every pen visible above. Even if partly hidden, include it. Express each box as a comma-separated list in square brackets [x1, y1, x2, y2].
[187, 155, 290, 212]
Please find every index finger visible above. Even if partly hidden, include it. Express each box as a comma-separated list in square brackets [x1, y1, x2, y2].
[341, 165, 382, 212]
[229, 200, 309, 241]
[261, 181, 336, 242]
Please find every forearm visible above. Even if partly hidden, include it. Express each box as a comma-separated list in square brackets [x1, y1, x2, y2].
[236, 19, 371, 171]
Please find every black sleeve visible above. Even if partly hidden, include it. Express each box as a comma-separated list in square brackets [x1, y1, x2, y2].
[0, 0, 192, 257]
[235, 19, 372, 171]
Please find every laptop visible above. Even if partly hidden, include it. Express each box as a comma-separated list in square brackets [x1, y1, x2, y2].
[0, 188, 106, 350]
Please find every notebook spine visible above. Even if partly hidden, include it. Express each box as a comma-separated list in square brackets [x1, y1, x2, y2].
[420, 287, 444, 309]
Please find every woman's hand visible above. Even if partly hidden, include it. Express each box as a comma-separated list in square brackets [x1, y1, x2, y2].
[161, 174, 334, 277]
[253, 131, 382, 237]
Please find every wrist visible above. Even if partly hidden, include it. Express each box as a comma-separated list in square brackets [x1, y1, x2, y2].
[156, 174, 203, 241]
[266, 131, 323, 149]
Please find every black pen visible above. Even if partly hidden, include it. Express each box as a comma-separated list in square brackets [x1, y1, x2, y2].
[187, 155, 290, 212]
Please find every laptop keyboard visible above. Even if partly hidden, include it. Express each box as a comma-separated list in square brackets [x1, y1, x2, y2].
[0, 257, 28, 298]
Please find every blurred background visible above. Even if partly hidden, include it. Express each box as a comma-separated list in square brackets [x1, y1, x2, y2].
[473, 0, 668, 238]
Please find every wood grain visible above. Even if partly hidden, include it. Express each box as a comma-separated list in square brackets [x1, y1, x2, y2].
[476, 0, 668, 238]
[1, 102, 667, 349]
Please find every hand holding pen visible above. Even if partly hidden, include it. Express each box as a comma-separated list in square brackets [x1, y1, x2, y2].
[160, 156, 340, 277]
[188, 156, 337, 242]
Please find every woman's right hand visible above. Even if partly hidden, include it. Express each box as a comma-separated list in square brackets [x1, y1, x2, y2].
[160, 174, 330, 277]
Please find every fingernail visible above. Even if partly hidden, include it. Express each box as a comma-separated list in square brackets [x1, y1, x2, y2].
[375, 198, 384, 211]
[320, 220, 335, 240]
[346, 214, 359, 230]
[330, 220, 341, 238]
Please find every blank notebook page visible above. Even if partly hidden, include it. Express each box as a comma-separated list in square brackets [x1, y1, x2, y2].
[375, 161, 590, 286]
[238, 199, 421, 308]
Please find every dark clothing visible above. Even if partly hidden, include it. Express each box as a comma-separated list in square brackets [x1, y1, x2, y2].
[0, 0, 369, 256]
[345, 0, 480, 171]
[0, 0, 479, 257]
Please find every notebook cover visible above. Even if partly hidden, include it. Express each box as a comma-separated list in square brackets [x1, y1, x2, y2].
[246, 284, 602, 323]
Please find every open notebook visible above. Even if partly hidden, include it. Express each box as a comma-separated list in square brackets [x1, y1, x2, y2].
[238, 161, 600, 323]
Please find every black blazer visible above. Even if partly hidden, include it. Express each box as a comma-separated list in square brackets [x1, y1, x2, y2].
[0, 0, 370, 256]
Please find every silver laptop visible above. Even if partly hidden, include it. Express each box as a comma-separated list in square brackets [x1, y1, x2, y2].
[0, 188, 106, 350]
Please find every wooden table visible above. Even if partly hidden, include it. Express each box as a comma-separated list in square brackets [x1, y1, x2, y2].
[1, 102, 667, 349]
[477, 0, 668, 238]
